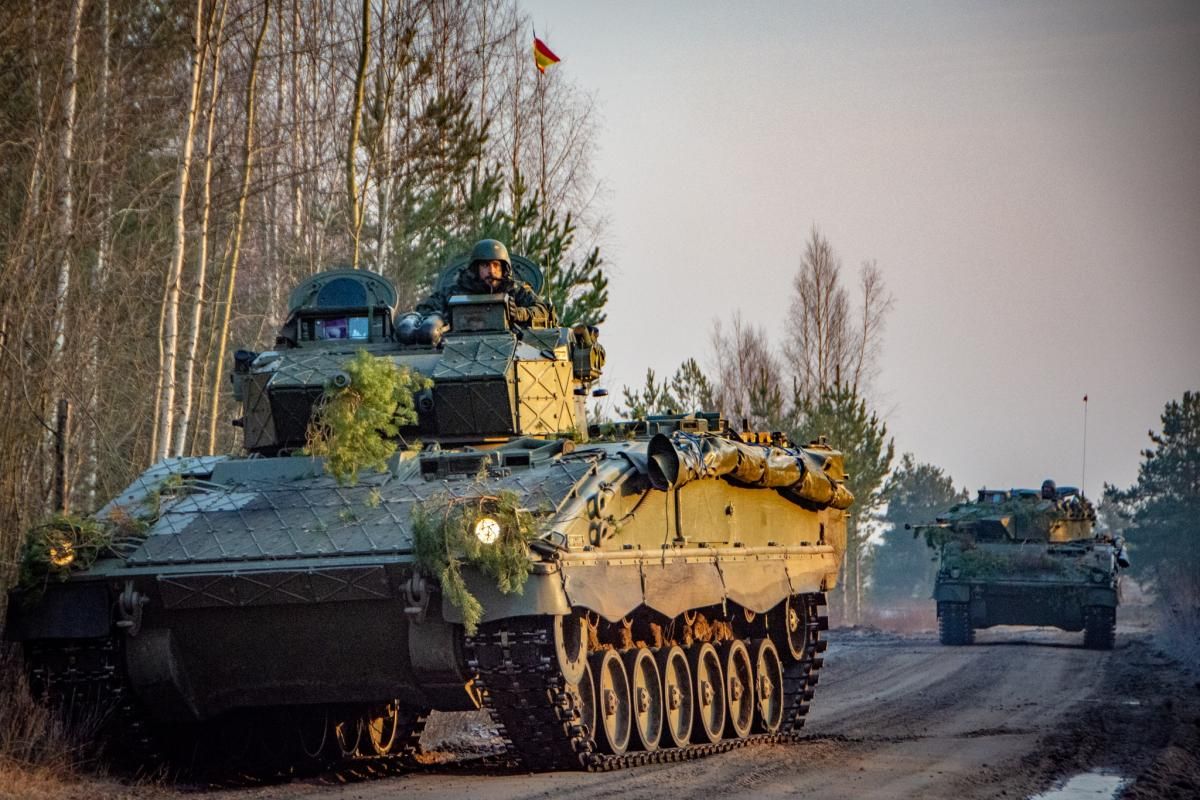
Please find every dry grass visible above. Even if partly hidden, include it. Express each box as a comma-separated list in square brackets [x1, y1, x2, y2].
[0, 645, 145, 800]
[1154, 566, 1200, 666]
[0, 758, 145, 800]
[0, 646, 81, 770]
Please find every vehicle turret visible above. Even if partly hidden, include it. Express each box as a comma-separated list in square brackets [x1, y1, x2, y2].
[232, 259, 604, 455]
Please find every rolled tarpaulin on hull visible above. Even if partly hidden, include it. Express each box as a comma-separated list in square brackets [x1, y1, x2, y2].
[645, 431, 853, 510]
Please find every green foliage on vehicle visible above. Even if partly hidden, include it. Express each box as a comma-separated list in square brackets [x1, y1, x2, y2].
[944, 545, 1069, 578]
[304, 351, 431, 485]
[17, 501, 157, 596]
[411, 489, 539, 634]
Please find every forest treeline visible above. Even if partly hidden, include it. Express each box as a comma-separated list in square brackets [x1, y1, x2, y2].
[0, 0, 606, 584]
[617, 229, 1198, 627]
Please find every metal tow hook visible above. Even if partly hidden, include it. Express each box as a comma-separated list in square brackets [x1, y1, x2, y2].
[115, 581, 146, 636]
[402, 573, 430, 623]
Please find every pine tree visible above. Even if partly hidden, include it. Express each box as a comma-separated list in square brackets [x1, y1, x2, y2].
[619, 368, 681, 420]
[791, 383, 894, 622]
[1103, 390, 1200, 584]
[872, 454, 964, 603]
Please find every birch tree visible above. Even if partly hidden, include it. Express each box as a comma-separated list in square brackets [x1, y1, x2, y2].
[173, 0, 230, 457]
[785, 226, 894, 404]
[153, 0, 210, 462]
[206, 0, 270, 454]
[346, 0, 369, 268]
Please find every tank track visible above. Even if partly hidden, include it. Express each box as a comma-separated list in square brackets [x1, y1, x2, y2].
[1082, 605, 1116, 650]
[937, 601, 975, 646]
[25, 638, 164, 769]
[23, 593, 829, 778]
[24, 637, 432, 780]
[466, 593, 828, 771]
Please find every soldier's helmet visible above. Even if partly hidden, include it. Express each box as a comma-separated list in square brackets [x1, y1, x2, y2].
[469, 239, 511, 276]
[1041, 479, 1057, 500]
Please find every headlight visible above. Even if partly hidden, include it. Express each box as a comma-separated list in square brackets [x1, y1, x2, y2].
[950, 568, 961, 579]
[48, 538, 76, 567]
[474, 516, 501, 545]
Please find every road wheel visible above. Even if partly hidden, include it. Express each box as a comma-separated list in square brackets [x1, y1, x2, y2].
[332, 710, 363, 758]
[938, 602, 974, 646]
[1083, 606, 1116, 650]
[751, 638, 785, 733]
[590, 650, 632, 754]
[721, 640, 754, 739]
[689, 642, 726, 743]
[656, 645, 693, 748]
[555, 611, 589, 684]
[295, 707, 329, 764]
[364, 702, 426, 756]
[624, 647, 663, 751]
[773, 595, 809, 661]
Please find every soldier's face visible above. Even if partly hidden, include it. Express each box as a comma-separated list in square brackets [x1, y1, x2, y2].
[477, 260, 504, 290]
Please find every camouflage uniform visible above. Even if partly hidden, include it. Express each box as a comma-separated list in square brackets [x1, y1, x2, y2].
[416, 266, 550, 327]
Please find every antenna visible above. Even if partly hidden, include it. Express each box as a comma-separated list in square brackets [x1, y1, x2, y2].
[1081, 394, 1088, 497]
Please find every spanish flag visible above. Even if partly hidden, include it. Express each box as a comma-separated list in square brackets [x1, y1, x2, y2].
[533, 36, 560, 73]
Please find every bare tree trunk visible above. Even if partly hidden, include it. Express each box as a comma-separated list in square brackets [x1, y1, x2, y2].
[85, 0, 112, 509]
[45, 0, 87, 491]
[346, 0, 369, 269]
[372, 3, 390, 274]
[174, 0, 229, 457]
[50, 0, 85, 371]
[206, 0, 270, 454]
[289, 0, 302, 249]
[154, 0, 209, 462]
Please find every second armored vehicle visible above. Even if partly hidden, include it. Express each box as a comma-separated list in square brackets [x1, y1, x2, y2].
[7, 258, 854, 772]
[914, 481, 1128, 649]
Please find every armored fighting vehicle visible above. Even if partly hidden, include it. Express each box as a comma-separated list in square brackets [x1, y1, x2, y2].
[912, 481, 1128, 649]
[6, 259, 854, 773]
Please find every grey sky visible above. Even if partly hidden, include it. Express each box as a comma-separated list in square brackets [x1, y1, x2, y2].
[521, 0, 1200, 498]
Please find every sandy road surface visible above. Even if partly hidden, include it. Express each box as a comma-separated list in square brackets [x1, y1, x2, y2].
[200, 625, 1197, 800]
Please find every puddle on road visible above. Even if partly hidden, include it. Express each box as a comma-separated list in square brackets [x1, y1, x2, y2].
[1028, 771, 1127, 800]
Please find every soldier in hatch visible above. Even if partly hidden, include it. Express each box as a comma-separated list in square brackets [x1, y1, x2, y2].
[396, 239, 551, 345]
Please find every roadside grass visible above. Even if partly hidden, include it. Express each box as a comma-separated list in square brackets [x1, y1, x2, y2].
[0, 644, 136, 800]
[1155, 566, 1200, 666]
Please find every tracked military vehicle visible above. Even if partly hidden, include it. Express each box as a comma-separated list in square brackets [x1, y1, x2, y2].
[6, 258, 854, 772]
[912, 481, 1128, 649]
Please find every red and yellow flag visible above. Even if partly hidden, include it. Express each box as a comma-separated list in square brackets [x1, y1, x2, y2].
[533, 36, 560, 73]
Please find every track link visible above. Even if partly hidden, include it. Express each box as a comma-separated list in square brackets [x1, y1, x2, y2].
[466, 593, 828, 771]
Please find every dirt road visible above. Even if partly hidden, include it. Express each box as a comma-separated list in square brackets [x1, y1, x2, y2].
[200, 624, 1197, 800]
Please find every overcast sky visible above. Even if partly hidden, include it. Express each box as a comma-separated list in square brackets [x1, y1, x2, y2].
[520, 0, 1200, 499]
